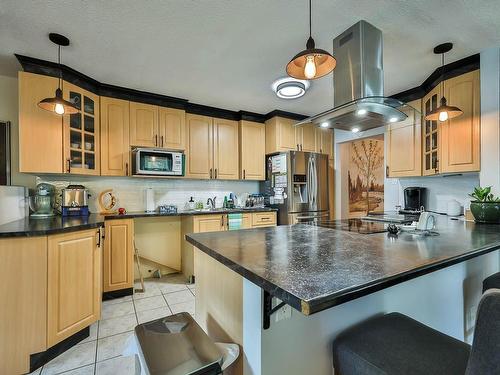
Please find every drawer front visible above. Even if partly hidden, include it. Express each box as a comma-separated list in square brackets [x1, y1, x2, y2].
[251, 212, 277, 227]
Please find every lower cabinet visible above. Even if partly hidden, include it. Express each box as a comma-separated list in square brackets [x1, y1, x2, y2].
[103, 219, 134, 292]
[47, 229, 102, 347]
[251, 211, 277, 227]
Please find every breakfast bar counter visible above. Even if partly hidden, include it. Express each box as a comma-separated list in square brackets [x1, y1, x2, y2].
[185, 217, 500, 375]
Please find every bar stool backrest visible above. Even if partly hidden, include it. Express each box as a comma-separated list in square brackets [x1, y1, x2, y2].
[465, 289, 500, 375]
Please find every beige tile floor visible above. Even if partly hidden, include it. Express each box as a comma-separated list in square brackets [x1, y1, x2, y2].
[31, 274, 195, 375]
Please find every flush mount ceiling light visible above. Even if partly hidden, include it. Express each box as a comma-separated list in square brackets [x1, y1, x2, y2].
[286, 0, 336, 80]
[424, 43, 463, 122]
[38, 33, 79, 115]
[272, 77, 310, 99]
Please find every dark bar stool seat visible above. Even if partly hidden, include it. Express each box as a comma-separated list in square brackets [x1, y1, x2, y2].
[483, 271, 500, 292]
[332, 289, 500, 375]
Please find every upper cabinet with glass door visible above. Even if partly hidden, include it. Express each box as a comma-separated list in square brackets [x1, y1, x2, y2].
[422, 84, 441, 176]
[63, 82, 100, 175]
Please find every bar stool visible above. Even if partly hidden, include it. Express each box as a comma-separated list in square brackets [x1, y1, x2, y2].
[332, 289, 500, 375]
[482, 271, 500, 292]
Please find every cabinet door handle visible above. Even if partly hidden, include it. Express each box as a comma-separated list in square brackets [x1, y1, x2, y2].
[386, 165, 389, 178]
[66, 159, 71, 173]
[125, 162, 129, 176]
[96, 228, 101, 248]
[243, 169, 246, 180]
[155, 135, 158, 147]
[161, 136, 164, 148]
[297, 144, 299, 151]
[209, 168, 213, 179]
[215, 168, 218, 179]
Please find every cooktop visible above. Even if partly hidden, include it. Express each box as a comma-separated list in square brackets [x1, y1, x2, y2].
[309, 218, 388, 234]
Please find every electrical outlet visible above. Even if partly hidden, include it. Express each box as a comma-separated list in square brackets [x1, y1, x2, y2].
[275, 304, 292, 322]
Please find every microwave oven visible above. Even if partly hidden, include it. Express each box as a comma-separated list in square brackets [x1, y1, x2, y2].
[132, 148, 184, 176]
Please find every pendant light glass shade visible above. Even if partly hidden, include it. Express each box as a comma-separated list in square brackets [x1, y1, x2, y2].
[424, 43, 463, 122]
[286, 0, 336, 80]
[38, 33, 79, 116]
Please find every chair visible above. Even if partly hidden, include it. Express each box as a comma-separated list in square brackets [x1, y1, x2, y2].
[482, 271, 500, 292]
[332, 289, 500, 375]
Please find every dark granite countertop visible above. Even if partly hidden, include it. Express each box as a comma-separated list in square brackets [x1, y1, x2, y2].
[0, 208, 276, 237]
[186, 217, 500, 315]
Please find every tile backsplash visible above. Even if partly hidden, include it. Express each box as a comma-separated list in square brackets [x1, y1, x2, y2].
[36, 175, 260, 213]
[397, 173, 480, 213]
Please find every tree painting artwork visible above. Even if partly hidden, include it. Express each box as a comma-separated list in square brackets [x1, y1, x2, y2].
[349, 138, 384, 217]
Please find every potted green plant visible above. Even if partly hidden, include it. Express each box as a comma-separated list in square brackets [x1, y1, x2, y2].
[469, 186, 500, 223]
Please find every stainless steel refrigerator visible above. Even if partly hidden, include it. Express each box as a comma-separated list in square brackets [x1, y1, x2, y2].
[261, 151, 329, 225]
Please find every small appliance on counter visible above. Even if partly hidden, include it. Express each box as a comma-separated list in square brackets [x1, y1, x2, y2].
[61, 184, 90, 216]
[29, 183, 56, 218]
[399, 187, 427, 214]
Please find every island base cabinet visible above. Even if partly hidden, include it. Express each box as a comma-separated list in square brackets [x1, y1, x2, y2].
[194, 249, 243, 375]
[0, 237, 47, 375]
[103, 219, 134, 292]
[47, 229, 102, 347]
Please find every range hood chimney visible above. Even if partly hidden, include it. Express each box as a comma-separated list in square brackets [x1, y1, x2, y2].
[297, 20, 416, 132]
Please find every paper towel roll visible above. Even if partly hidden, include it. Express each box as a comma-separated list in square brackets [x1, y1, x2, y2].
[145, 188, 155, 212]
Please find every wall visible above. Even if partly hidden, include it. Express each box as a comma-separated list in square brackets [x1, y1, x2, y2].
[37, 174, 259, 213]
[0, 74, 36, 187]
[396, 173, 479, 213]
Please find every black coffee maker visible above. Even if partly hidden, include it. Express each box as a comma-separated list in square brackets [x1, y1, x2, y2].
[400, 187, 427, 214]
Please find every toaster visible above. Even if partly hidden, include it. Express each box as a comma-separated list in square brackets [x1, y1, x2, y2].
[61, 184, 90, 216]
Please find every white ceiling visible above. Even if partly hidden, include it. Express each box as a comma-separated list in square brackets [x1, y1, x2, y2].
[1, 0, 500, 116]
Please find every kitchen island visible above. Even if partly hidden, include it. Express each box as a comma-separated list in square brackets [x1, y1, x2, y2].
[186, 217, 500, 375]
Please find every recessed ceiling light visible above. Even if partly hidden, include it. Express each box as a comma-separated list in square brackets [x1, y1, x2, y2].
[351, 127, 360, 133]
[272, 77, 310, 100]
[320, 122, 329, 128]
[389, 117, 398, 123]
[356, 109, 367, 116]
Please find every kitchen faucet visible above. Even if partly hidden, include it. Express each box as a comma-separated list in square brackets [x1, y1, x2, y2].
[207, 197, 216, 209]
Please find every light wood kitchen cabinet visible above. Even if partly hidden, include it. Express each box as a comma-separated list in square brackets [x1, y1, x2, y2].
[440, 70, 480, 173]
[186, 114, 213, 179]
[213, 118, 239, 180]
[18, 71, 64, 173]
[159, 107, 186, 150]
[0, 237, 47, 375]
[251, 211, 277, 227]
[181, 213, 227, 280]
[241, 213, 252, 229]
[130, 102, 158, 147]
[422, 84, 441, 175]
[315, 127, 333, 158]
[47, 228, 102, 347]
[186, 114, 239, 180]
[63, 82, 100, 175]
[100, 97, 130, 176]
[103, 219, 134, 292]
[387, 99, 422, 177]
[240, 120, 266, 180]
[295, 123, 316, 152]
[265, 116, 297, 153]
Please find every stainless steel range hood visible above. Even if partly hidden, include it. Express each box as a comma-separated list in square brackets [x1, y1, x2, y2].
[296, 20, 412, 131]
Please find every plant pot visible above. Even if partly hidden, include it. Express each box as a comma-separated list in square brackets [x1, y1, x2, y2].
[470, 201, 500, 223]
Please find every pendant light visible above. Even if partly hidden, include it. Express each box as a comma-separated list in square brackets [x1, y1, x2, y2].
[38, 33, 79, 115]
[424, 43, 463, 122]
[286, 0, 336, 80]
